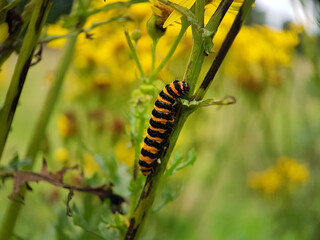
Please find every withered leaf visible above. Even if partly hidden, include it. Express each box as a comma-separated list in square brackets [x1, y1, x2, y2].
[6, 159, 126, 215]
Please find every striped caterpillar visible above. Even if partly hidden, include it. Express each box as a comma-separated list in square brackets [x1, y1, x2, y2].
[139, 80, 190, 176]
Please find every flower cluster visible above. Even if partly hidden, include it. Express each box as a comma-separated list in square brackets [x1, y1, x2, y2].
[222, 24, 300, 91]
[248, 156, 309, 195]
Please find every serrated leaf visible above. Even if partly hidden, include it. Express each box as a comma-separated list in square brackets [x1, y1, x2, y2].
[165, 149, 197, 176]
[153, 184, 180, 212]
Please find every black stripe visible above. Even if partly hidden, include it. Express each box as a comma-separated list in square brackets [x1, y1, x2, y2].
[159, 91, 175, 103]
[141, 148, 158, 158]
[184, 81, 190, 92]
[182, 81, 186, 91]
[155, 100, 172, 110]
[144, 136, 162, 150]
[166, 84, 179, 99]
[141, 169, 152, 173]
[152, 109, 172, 120]
[150, 118, 168, 130]
[139, 160, 153, 168]
[173, 81, 183, 95]
[147, 128, 167, 139]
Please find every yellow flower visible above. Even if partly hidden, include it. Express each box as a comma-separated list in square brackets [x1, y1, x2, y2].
[54, 147, 69, 164]
[46, 22, 69, 48]
[56, 112, 78, 137]
[249, 168, 282, 195]
[222, 25, 299, 90]
[249, 156, 310, 195]
[83, 152, 101, 178]
[0, 22, 9, 43]
[276, 156, 309, 184]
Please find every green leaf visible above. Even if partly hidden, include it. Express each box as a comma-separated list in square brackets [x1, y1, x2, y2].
[165, 149, 197, 176]
[153, 184, 181, 212]
[202, 28, 215, 55]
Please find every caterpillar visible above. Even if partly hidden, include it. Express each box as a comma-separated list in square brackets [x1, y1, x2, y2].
[139, 80, 190, 176]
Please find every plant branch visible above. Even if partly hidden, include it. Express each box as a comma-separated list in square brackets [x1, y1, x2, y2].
[194, 0, 255, 101]
[124, 28, 145, 78]
[0, 0, 53, 161]
[125, 106, 194, 240]
[149, 20, 189, 81]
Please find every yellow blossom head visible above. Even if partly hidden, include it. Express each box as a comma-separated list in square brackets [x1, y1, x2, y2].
[83, 152, 101, 178]
[54, 147, 69, 164]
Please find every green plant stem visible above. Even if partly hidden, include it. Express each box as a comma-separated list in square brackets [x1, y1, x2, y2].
[194, 0, 255, 101]
[0, 0, 52, 161]
[25, 37, 79, 166]
[151, 39, 157, 72]
[125, 107, 194, 240]
[149, 21, 189, 82]
[124, 29, 145, 78]
[206, 0, 233, 31]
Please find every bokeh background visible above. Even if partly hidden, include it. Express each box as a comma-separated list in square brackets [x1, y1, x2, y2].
[0, 0, 319, 239]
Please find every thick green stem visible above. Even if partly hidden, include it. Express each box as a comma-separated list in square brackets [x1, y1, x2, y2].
[125, 107, 193, 240]
[0, 0, 52, 161]
[24, 36, 79, 165]
[149, 21, 189, 82]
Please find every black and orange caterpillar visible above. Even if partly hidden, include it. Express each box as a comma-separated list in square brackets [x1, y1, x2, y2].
[139, 80, 190, 176]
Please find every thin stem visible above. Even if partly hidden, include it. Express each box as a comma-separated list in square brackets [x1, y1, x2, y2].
[24, 35, 79, 166]
[124, 28, 145, 78]
[151, 39, 158, 72]
[0, 0, 53, 161]
[149, 21, 189, 82]
[194, 0, 255, 101]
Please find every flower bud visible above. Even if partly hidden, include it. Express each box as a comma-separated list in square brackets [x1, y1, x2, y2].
[147, 15, 166, 41]
[131, 29, 142, 43]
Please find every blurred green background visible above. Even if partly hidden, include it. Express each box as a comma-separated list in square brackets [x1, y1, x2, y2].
[0, 0, 320, 239]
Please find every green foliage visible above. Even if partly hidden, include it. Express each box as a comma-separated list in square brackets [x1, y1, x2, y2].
[0, 0, 319, 240]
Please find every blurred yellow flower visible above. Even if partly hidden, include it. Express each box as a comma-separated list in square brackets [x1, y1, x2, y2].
[276, 156, 309, 184]
[115, 140, 134, 166]
[54, 147, 69, 164]
[46, 22, 69, 48]
[248, 156, 309, 195]
[83, 152, 101, 178]
[56, 112, 78, 137]
[0, 22, 9, 43]
[249, 168, 282, 195]
[221, 25, 299, 90]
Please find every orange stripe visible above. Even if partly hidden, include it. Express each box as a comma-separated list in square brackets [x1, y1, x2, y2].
[147, 134, 163, 143]
[149, 125, 166, 133]
[140, 155, 155, 164]
[151, 115, 168, 124]
[169, 83, 180, 96]
[139, 165, 151, 170]
[143, 144, 159, 154]
[163, 88, 175, 100]
[157, 95, 172, 105]
[178, 81, 183, 92]
[154, 105, 171, 114]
